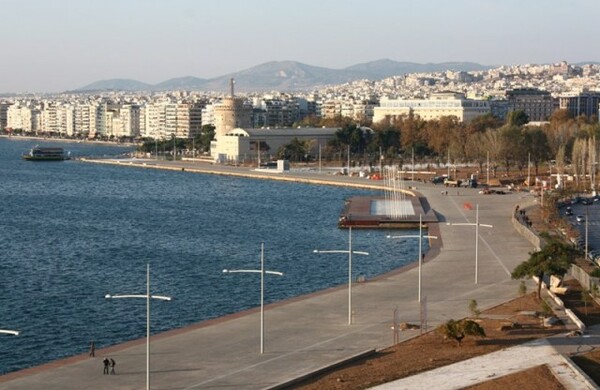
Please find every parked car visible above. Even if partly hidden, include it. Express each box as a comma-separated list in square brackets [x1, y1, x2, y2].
[576, 215, 585, 223]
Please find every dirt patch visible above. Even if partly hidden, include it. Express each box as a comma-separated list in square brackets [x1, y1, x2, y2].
[464, 364, 565, 390]
[572, 349, 600, 385]
[559, 277, 600, 326]
[293, 293, 565, 390]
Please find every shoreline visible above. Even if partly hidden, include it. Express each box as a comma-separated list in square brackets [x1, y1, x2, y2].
[80, 157, 411, 192]
[0, 154, 538, 389]
[0, 134, 136, 147]
[0, 157, 433, 380]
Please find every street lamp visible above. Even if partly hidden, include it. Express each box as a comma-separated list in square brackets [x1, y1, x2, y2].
[0, 329, 19, 336]
[105, 264, 171, 390]
[314, 226, 369, 325]
[223, 242, 283, 354]
[387, 214, 437, 302]
[447, 204, 493, 284]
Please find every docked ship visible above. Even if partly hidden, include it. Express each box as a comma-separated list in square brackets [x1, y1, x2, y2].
[22, 146, 71, 161]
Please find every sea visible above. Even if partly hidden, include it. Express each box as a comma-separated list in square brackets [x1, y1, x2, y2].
[0, 137, 424, 375]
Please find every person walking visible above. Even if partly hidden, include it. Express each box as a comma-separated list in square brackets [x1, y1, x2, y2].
[89, 340, 95, 357]
[103, 357, 109, 374]
[110, 358, 116, 375]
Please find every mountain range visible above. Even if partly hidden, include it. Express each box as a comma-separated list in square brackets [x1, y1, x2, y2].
[74, 59, 491, 93]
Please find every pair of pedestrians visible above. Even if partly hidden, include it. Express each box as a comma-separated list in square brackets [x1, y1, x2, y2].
[102, 357, 116, 375]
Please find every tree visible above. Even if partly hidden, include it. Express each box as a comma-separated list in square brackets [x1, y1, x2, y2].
[498, 125, 524, 176]
[437, 319, 486, 346]
[518, 281, 528, 310]
[511, 238, 578, 299]
[195, 124, 215, 153]
[330, 124, 368, 154]
[467, 113, 503, 133]
[278, 137, 311, 162]
[581, 289, 592, 316]
[523, 126, 551, 177]
[507, 110, 529, 127]
[468, 299, 480, 318]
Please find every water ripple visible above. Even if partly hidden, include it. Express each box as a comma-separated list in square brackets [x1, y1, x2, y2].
[0, 138, 426, 374]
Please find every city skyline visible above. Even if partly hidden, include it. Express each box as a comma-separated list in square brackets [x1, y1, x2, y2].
[2, 0, 599, 93]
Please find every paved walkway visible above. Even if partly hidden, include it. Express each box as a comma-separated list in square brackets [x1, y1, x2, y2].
[373, 330, 600, 390]
[0, 162, 577, 389]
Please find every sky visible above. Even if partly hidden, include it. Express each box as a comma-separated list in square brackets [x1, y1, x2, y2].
[1, 0, 599, 93]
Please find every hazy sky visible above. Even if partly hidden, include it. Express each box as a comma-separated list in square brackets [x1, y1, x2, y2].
[2, 0, 599, 92]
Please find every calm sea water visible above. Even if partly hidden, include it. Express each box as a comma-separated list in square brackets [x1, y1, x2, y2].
[0, 137, 423, 375]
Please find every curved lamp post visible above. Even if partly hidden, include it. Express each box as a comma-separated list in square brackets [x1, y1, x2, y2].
[387, 214, 437, 302]
[447, 204, 493, 284]
[314, 226, 369, 325]
[105, 264, 171, 390]
[223, 243, 283, 354]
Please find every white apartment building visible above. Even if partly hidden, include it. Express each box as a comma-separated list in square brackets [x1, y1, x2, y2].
[372, 92, 490, 124]
[201, 104, 215, 127]
[139, 101, 202, 139]
[57, 104, 74, 136]
[117, 104, 140, 138]
[74, 103, 98, 137]
[7, 104, 33, 131]
[319, 99, 375, 122]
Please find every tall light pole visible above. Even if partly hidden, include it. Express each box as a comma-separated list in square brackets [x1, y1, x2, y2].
[387, 215, 437, 302]
[223, 243, 283, 354]
[447, 205, 493, 284]
[411, 147, 415, 181]
[314, 226, 369, 324]
[347, 144, 351, 176]
[585, 205, 589, 260]
[486, 151, 490, 187]
[172, 135, 176, 161]
[105, 264, 171, 390]
[318, 143, 322, 174]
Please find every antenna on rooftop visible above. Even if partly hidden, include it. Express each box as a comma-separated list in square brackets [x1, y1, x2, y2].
[230, 78, 235, 98]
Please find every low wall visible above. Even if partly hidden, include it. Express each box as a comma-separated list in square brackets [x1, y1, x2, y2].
[569, 264, 600, 291]
[511, 212, 542, 250]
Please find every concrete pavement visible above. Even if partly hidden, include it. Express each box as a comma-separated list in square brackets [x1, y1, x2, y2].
[372, 332, 600, 390]
[0, 163, 548, 389]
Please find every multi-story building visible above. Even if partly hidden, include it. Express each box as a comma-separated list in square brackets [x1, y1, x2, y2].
[40, 101, 59, 134]
[56, 104, 74, 136]
[251, 97, 298, 128]
[74, 103, 97, 138]
[201, 104, 215, 128]
[372, 92, 490, 124]
[505, 88, 554, 122]
[0, 102, 12, 130]
[558, 91, 600, 119]
[117, 104, 140, 138]
[7, 103, 33, 132]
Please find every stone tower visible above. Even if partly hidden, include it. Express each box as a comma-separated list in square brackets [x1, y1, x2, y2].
[213, 78, 252, 139]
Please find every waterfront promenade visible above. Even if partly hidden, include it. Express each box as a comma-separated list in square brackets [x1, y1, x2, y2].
[0, 160, 546, 389]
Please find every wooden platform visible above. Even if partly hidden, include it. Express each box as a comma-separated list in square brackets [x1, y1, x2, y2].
[339, 193, 438, 229]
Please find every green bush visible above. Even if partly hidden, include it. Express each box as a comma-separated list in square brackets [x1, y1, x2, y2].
[590, 268, 600, 278]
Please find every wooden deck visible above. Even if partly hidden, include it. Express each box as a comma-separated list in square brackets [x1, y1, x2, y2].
[339, 193, 438, 229]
